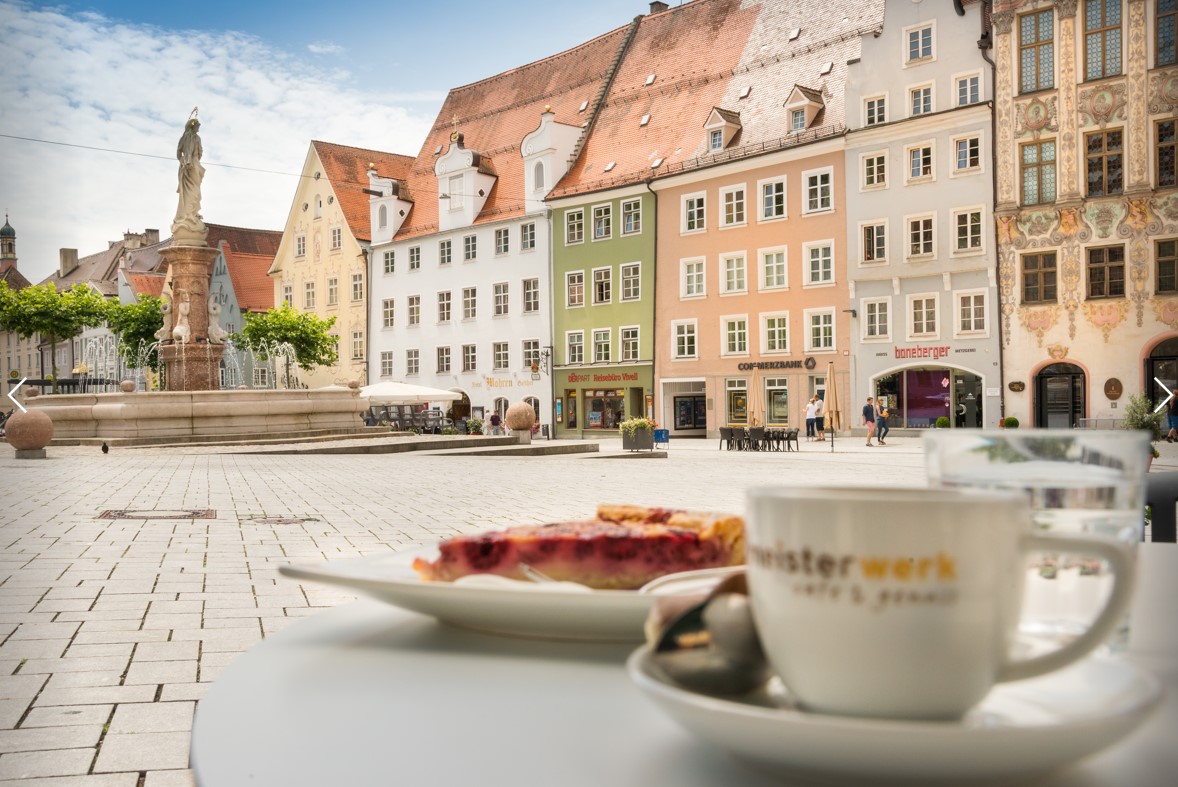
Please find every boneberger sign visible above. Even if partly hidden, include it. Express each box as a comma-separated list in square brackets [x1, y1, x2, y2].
[894, 345, 950, 360]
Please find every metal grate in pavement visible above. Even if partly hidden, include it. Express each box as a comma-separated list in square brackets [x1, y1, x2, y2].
[97, 509, 216, 519]
[248, 517, 319, 525]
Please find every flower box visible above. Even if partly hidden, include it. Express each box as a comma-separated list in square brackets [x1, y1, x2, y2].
[622, 429, 654, 452]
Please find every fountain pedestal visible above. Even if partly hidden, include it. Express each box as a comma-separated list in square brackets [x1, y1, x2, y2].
[157, 243, 224, 391]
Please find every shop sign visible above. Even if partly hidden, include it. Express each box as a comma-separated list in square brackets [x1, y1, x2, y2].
[894, 345, 950, 360]
[1103, 378, 1123, 400]
[568, 371, 639, 384]
[736, 357, 816, 371]
[1008, 381, 1026, 392]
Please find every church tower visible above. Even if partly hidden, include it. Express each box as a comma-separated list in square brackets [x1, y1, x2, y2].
[0, 215, 15, 274]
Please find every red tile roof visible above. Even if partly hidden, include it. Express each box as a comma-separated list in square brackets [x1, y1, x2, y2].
[312, 142, 414, 243]
[127, 273, 166, 298]
[394, 24, 633, 241]
[206, 224, 283, 313]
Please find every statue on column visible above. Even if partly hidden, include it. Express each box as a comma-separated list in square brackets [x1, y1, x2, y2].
[172, 293, 191, 344]
[171, 108, 207, 240]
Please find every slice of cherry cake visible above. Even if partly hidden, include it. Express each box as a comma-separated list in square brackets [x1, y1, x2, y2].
[411, 505, 744, 590]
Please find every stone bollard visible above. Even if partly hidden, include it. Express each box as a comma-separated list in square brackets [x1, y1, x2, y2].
[5, 409, 54, 459]
[120, 380, 137, 393]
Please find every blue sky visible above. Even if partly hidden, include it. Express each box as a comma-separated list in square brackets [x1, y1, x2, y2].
[0, 0, 649, 282]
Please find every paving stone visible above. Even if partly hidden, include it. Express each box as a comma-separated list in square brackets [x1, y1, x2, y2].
[123, 662, 195, 686]
[141, 769, 196, 787]
[130, 643, 198, 664]
[92, 731, 189, 773]
[108, 702, 194, 734]
[34, 686, 155, 708]
[0, 725, 101, 754]
[0, 701, 28, 731]
[0, 775, 136, 787]
[0, 748, 94, 779]
[19, 707, 111, 729]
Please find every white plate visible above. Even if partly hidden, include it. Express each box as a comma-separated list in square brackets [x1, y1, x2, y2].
[279, 549, 713, 641]
[628, 646, 1162, 784]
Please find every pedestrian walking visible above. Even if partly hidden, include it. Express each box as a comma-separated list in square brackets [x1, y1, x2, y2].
[489, 411, 502, 436]
[862, 396, 876, 446]
[805, 396, 818, 441]
[814, 396, 826, 441]
[875, 399, 890, 445]
[1167, 396, 1178, 442]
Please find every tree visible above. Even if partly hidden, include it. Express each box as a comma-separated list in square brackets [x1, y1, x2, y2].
[232, 304, 338, 372]
[105, 296, 165, 371]
[0, 282, 108, 391]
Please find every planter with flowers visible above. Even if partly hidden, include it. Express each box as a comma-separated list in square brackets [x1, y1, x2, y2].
[505, 401, 537, 444]
[619, 416, 657, 452]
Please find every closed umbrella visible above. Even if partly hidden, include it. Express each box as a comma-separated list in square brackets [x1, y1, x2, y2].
[825, 361, 842, 439]
[359, 381, 462, 404]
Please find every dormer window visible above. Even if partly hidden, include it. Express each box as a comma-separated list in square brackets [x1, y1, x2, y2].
[791, 109, 806, 132]
[534, 162, 545, 192]
[784, 85, 825, 134]
[448, 175, 463, 209]
[378, 205, 387, 229]
[703, 107, 741, 153]
[710, 129, 723, 151]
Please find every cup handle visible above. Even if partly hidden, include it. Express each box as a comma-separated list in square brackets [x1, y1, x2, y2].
[996, 533, 1135, 683]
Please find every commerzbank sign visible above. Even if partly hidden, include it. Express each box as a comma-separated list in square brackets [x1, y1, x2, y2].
[736, 357, 817, 371]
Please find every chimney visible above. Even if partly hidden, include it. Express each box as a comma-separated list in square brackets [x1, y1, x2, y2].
[649, 1, 668, 13]
[59, 248, 79, 278]
[145, 229, 159, 244]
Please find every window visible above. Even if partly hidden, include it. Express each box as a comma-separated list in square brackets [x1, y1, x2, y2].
[448, 175, 463, 208]
[1021, 139, 1057, 205]
[682, 258, 705, 297]
[863, 152, 886, 189]
[863, 299, 890, 340]
[805, 243, 833, 285]
[566, 209, 584, 244]
[865, 96, 886, 126]
[803, 169, 832, 213]
[1086, 130, 1123, 197]
[723, 254, 747, 293]
[1157, 119, 1175, 188]
[437, 346, 451, 373]
[296, 236, 306, 257]
[383, 250, 395, 274]
[909, 85, 932, 116]
[409, 246, 421, 270]
[382, 298, 394, 327]
[282, 284, 292, 307]
[304, 281, 316, 309]
[1019, 9, 1054, 93]
[567, 271, 584, 307]
[684, 194, 706, 232]
[1022, 252, 1057, 303]
[407, 295, 420, 326]
[763, 314, 789, 353]
[351, 331, 365, 360]
[907, 23, 933, 63]
[1087, 245, 1125, 299]
[439, 240, 452, 265]
[523, 278, 539, 313]
[721, 187, 746, 226]
[331, 227, 342, 250]
[710, 128, 724, 151]
[1158, 239, 1177, 293]
[327, 277, 338, 306]
[621, 263, 641, 301]
[521, 223, 536, 250]
[493, 342, 509, 370]
[463, 287, 477, 319]
[494, 282, 509, 316]
[622, 199, 641, 234]
[593, 268, 611, 304]
[910, 295, 937, 338]
[437, 291, 451, 323]
[406, 349, 419, 376]
[862, 222, 887, 264]
[378, 205, 387, 229]
[760, 179, 785, 219]
[673, 321, 697, 359]
[567, 331, 584, 364]
[908, 215, 935, 258]
[761, 249, 787, 289]
[592, 204, 612, 240]
[620, 327, 639, 361]
[806, 310, 834, 351]
[533, 162, 544, 192]
[790, 109, 806, 131]
[954, 135, 981, 173]
[463, 234, 477, 261]
[956, 73, 980, 106]
[253, 367, 270, 388]
[351, 273, 364, 301]
[380, 351, 394, 377]
[954, 209, 983, 253]
[1160, 0, 1177, 67]
[519, 340, 539, 370]
[723, 318, 748, 355]
[462, 344, 477, 372]
[908, 144, 933, 181]
[1084, 0, 1122, 81]
[593, 329, 611, 363]
[957, 292, 986, 335]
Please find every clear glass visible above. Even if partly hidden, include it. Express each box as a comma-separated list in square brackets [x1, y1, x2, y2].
[924, 429, 1148, 650]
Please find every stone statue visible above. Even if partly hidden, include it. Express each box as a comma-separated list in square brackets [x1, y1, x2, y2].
[172, 113, 207, 237]
[172, 293, 191, 344]
[207, 295, 228, 344]
[154, 292, 173, 342]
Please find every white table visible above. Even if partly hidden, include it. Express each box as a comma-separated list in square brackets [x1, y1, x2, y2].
[190, 545, 1178, 787]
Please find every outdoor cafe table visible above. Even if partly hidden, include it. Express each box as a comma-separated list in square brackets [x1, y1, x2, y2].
[190, 544, 1177, 786]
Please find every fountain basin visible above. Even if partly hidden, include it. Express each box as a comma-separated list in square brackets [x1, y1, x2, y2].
[26, 388, 366, 440]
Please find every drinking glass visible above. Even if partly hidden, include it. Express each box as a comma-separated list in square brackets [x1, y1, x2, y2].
[923, 429, 1149, 650]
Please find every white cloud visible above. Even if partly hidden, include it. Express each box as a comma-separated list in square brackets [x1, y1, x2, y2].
[0, 1, 437, 284]
[307, 42, 344, 55]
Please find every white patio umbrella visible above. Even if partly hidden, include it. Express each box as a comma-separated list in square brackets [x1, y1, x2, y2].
[359, 381, 462, 405]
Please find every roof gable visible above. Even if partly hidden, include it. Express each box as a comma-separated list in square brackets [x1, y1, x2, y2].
[312, 141, 414, 243]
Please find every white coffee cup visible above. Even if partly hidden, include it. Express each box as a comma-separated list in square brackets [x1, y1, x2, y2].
[744, 485, 1134, 720]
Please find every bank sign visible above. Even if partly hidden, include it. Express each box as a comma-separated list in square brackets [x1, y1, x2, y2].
[736, 357, 817, 371]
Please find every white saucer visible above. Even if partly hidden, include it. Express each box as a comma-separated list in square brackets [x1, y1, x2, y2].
[628, 646, 1162, 784]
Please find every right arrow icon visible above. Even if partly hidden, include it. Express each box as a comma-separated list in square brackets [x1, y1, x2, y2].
[1155, 378, 1175, 414]
[6, 377, 27, 414]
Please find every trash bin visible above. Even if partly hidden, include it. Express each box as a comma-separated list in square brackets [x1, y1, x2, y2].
[653, 429, 669, 448]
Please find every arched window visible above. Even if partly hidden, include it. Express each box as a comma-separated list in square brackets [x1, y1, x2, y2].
[533, 161, 545, 192]
[378, 205, 388, 229]
[524, 396, 540, 422]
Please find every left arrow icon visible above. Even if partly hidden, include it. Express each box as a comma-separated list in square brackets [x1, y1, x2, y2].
[7, 378, 28, 413]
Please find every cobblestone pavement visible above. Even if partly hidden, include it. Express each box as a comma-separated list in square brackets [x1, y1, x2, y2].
[0, 434, 1173, 786]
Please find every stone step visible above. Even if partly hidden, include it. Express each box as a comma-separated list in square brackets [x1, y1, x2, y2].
[55, 427, 386, 448]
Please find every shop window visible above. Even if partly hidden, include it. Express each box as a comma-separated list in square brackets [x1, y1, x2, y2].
[726, 379, 748, 425]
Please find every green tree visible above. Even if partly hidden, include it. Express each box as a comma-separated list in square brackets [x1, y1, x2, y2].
[0, 282, 108, 391]
[232, 304, 338, 372]
[105, 296, 164, 371]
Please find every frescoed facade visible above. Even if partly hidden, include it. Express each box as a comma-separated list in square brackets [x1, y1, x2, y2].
[992, 0, 1177, 426]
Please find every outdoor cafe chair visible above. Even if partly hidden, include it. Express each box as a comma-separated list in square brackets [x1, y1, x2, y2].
[719, 426, 734, 450]
[748, 426, 767, 452]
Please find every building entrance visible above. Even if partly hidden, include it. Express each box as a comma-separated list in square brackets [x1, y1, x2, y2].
[1035, 362, 1085, 428]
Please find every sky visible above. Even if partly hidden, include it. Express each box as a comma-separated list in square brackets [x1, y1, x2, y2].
[0, 0, 651, 284]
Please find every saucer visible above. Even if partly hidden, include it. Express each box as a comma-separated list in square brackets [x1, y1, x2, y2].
[628, 646, 1161, 784]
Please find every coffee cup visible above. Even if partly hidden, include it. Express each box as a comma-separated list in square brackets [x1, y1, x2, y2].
[744, 485, 1134, 720]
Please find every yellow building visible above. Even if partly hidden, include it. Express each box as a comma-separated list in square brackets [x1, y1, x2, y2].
[268, 141, 413, 388]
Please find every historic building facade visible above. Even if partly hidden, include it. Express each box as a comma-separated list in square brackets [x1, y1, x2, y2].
[993, 0, 1177, 426]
